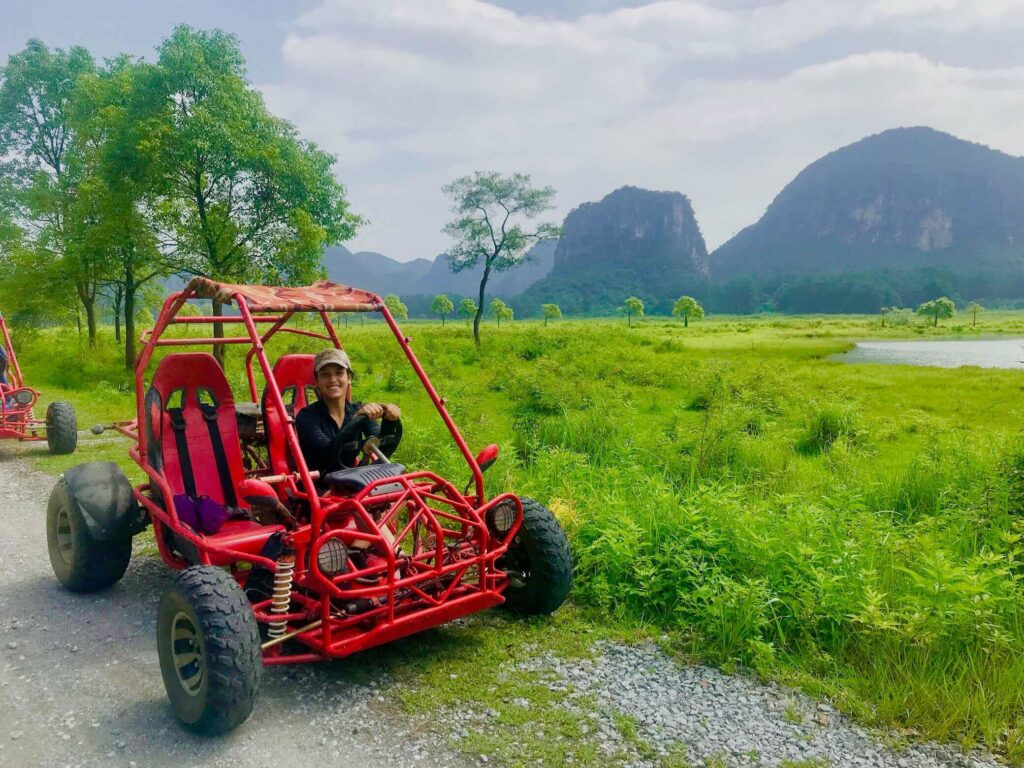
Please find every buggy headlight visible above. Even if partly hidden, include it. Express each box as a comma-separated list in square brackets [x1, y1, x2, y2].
[487, 499, 517, 535]
[316, 538, 349, 577]
[13, 389, 34, 406]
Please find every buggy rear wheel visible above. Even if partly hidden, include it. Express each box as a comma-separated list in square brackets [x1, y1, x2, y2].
[46, 401, 77, 455]
[499, 497, 572, 615]
[46, 478, 131, 592]
[157, 566, 262, 735]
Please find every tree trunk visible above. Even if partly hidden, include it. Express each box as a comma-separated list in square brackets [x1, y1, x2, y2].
[473, 263, 492, 349]
[684, 315, 689, 328]
[85, 301, 97, 346]
[113, 284, 123, 343]
[441, 315, 445, 327]
[212, 299, 226, 368]
[124, 259, 137, 370]
[76, 281, 98, 348]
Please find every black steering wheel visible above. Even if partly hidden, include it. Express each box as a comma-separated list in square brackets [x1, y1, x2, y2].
[335, 413, 402, 465]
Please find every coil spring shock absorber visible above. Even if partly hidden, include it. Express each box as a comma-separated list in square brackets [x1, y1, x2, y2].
[267, 546, 296, 640]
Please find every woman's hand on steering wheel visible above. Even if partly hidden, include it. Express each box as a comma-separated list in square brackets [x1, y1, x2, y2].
[355, 403, 384, 420]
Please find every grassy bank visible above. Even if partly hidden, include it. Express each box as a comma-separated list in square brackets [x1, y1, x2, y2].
[9, 311, 1024, 762]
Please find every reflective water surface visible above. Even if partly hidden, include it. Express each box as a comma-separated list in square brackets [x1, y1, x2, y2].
[834, 338, 1024, 369]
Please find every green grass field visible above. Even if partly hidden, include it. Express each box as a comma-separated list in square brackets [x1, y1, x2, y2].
[10, 310, 1024, 762]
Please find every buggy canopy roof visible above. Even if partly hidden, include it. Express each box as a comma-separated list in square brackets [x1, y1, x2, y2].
[184, 277, 382, 313]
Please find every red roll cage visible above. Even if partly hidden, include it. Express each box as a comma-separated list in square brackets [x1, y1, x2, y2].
[122, 277, 486, 502]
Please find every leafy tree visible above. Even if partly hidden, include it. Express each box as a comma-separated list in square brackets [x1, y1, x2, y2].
[0, 39, 103, 342]
[966, 301, 984, 327]
[672, 295, 705, 327]
[431, 294, 453, 326]
[916, 296, 956, 327]
[141, 26, 362, 364]
[490, 297, 513, 326]
[623, 296, 644, 327]
[541, 303, 561, 327]
[887, 306, 914, 327]
[458, 297, 477, 326]
[442, 171, 558, 348]
[880, 306, 892, 327]
[383, 293, 408, 321]
[68, 56, 170, 367]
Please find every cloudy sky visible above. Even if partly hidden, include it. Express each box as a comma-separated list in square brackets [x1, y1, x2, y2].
[5, 0, 1024, 261]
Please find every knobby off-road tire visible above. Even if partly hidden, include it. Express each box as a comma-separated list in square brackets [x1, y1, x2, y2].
[47, 478, 131, 592]
[500, 497, 573, 615]
[46, 401, 77, 455]
[157, 566, 262, 735]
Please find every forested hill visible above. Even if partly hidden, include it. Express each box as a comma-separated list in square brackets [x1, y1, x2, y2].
[322, 241, 556, 300]
[516, 186, 709, 315]
[711, 127, 1024, 291]
[321, 247, 432, 296]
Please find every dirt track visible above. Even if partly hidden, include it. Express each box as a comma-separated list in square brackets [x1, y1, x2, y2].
[0, 447, 469, 768]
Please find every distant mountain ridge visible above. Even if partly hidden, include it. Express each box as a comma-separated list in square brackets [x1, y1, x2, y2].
[517, 186, 709, 314]
[318, 127, 1024, 317]
[321, 241, 556, 300]
[711, 127, 1024, 281]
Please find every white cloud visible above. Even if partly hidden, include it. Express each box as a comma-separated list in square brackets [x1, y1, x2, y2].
[260, 0, 1024, 260]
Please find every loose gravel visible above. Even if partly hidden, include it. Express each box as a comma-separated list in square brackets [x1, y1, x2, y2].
[518, 642, 1003, 768]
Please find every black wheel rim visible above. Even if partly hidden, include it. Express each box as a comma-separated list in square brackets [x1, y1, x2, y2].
[171, 611, 204, 697]
[55, 507, 73, 565]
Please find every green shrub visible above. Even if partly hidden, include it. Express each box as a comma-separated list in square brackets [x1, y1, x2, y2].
[799, 403, 862, 453]
[386, 367, 413, 392]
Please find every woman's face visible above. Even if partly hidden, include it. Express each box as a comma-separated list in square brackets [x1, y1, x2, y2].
[315, 363, 350, 402]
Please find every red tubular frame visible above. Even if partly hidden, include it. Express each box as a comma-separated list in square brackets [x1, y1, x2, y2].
[0, 314, 48, 442]
[123, 281, 515, 663]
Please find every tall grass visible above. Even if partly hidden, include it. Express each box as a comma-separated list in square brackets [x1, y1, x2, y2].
[13, 312, 1024, 761]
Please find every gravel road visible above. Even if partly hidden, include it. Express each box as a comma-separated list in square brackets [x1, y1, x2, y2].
[0, 448, 469, 768]
[520, 644, 1003, 768]
[0, 447, 1008, 768]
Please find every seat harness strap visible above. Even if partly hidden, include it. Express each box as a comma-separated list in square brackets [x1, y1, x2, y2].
[200, 403, 237, 506]
[169, 407, 198, 499]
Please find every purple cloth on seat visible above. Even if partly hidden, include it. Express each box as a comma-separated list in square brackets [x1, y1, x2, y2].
[172, 494, 229, 535]
[196, 496, 229, 534]
[173, 494, 199, 530]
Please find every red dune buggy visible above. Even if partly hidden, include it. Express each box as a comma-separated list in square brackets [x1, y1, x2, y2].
[46, 278, 571, 734]
[0, 313, 77, 454]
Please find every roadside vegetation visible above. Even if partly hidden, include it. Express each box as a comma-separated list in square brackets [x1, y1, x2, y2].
[11, 310, 1024, 763]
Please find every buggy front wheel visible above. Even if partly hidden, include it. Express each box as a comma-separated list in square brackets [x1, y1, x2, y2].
[499, 497, 572, 615]
[46, 401, 77, 455]
[157, 566, 262, 734]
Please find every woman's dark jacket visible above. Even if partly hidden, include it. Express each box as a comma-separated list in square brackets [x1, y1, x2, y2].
[295, 399, 401, 476]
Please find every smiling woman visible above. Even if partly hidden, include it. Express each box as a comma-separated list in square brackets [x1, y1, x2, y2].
[294, 347, 403, 476]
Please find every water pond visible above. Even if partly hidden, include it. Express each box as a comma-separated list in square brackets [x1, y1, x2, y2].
[833, 338, 1024, 369]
